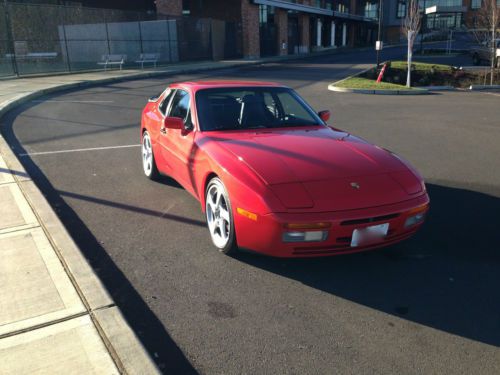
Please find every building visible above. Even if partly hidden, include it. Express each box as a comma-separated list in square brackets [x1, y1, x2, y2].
[155, 0, 380, 58]
[383, 0, 500, 44]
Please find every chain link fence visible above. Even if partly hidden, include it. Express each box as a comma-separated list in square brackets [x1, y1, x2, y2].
[0, 2, 242, 78]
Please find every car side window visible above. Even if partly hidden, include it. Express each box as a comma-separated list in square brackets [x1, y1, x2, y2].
[168, 90, 191, 122]
[159, 89, 174, 115]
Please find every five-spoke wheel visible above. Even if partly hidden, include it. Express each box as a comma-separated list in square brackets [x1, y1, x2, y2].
[205, 177, 237, 254]
[142, 131, 159, 180]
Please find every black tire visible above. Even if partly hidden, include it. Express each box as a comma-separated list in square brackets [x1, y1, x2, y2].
[142, 130, 160, 180]
[205, 177, 238, 255]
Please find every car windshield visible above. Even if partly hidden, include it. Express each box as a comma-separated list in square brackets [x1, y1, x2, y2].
[195, 87, 323, 131]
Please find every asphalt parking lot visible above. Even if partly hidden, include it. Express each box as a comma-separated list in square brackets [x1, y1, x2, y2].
[2, 49, 500, 374]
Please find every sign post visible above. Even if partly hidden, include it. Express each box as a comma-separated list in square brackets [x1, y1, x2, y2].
[376, 40, 383, 68]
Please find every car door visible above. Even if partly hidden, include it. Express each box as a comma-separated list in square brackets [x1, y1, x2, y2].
[158, 89, 197, 193]
[147, 88, 175, 172]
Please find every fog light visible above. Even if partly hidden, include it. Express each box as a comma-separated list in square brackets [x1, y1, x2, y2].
[282, 230, 328, 242]
[404, 212, 425, 228]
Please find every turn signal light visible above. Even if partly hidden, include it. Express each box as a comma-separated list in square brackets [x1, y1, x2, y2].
[284, 222, 331, 230]
[407, 204, 429, 215]
[237, 207, 258, 221]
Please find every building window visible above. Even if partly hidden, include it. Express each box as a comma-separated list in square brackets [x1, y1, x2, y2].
[259, 5, 275, 25]
[363, 1, 378, 18]
[336, 0, 350, 13]
[470, 0, 481, 8]
[182, 0, 190, 15]
[397, 0, 407, 18]
[422, 0, 462, 7]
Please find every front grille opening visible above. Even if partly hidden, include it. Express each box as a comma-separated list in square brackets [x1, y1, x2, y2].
[340, 213, 400, 226]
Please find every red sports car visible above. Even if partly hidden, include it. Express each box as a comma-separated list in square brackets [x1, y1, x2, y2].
[141, 81, 429, 257]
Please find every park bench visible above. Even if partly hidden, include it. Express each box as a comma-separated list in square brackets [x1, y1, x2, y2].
[97, 54, 126, 71]
[135, 53, 160, 69]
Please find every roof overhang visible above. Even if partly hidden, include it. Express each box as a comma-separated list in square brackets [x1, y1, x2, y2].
[251, 0, 334, 16]
[333, 11, 378, 22]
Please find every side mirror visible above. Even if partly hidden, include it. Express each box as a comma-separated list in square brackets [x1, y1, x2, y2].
[163, 116, 184, 130]
[318, 110, 330, 122]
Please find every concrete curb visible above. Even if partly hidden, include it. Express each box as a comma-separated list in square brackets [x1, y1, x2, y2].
[420, 85, 457, 91]
[328, 83, 429, 95]
[469, 84, 500, 90]
[0, 135, 159, 373]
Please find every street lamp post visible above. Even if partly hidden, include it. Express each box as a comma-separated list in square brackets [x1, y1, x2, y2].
[376, 0, 383, 68]
[419, 0, 426, 54]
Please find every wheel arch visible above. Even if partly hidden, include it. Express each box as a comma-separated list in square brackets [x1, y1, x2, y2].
[200, 172, 219, 212]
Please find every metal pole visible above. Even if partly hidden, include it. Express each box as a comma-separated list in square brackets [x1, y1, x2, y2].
[419, 0, 426, 54]
[4, 0, 19, 76]
[376, 0, 383, 68]
[103, 9, 111, 55]
[138, 12, 144, 55]
[61, 22, 72, 72]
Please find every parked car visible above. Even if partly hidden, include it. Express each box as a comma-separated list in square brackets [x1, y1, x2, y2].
[140, 81, 429, 257]
[471, 39, 500, 67]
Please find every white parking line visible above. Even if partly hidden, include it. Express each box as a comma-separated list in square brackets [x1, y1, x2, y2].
[481, 92, 500, 97]
[20, 144, 140, 157]
[32, 100, 115, 103]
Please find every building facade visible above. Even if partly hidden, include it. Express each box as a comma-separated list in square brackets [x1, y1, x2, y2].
[383, 0, 500, 44]
[155, 0, 380, 58]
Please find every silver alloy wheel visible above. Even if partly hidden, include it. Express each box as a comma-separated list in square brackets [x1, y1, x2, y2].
[206, 180, 231, 249]
[142, 132, 153, 176]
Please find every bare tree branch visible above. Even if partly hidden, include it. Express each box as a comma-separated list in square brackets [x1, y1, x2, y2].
[468, 0, 499, 85]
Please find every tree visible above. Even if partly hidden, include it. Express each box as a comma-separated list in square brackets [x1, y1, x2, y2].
[402, 0, 421, 88]
[469, 0, 499, 85]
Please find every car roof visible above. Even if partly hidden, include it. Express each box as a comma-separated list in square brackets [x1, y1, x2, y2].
[170, 80, 287, 91]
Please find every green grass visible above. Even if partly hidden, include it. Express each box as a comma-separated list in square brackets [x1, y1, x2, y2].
[332, 60, 455, 90]
[335, 76, 414, 90]
[390, 60, 452, 72]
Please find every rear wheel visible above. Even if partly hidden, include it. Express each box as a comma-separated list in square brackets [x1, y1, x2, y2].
[205, 177, 237, 254]
[142, 130, 159, 180]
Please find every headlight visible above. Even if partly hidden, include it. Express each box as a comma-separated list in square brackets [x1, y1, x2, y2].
[404, 204, 429, 228]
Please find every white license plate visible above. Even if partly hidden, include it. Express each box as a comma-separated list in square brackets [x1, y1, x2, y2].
[351, 223, 389, 247]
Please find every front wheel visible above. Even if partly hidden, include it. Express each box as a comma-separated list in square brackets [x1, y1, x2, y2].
[142, 130, 159, 180]
[205, 177, 237, 255]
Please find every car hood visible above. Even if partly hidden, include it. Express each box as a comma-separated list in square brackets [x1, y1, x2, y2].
[217, 128, 406, 183]
[214, 127, 423, 210]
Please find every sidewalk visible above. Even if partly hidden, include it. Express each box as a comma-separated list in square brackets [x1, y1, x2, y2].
[0, 54, 353, 374]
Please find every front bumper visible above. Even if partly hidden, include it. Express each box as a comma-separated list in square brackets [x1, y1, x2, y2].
[234, 193, 429, 258]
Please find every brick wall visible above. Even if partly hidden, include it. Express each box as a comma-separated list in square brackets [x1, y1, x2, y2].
[155, 0, 182, 16]
[241, 0, 260, 58]
[275, 8, 288, 55]
[299, 14, 310, 52]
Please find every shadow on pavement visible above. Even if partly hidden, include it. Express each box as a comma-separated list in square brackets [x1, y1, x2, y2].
[1, 109, 198, 374]
[234, 183, 500, 347]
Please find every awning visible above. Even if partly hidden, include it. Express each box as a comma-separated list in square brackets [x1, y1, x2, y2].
[251, 0, 334, 16]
